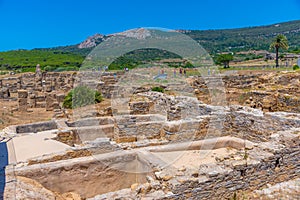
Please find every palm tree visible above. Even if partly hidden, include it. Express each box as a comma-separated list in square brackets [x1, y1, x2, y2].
[270, 34, 289, 68]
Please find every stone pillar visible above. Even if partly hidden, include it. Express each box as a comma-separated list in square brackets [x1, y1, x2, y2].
[35, 64, 43, 91]
[16, 78, 21, 89]
[46, 93, 60, 111]
[28, 91, 36, 108]
[35, 64, 41, 74]
[18, 90, 28, 112]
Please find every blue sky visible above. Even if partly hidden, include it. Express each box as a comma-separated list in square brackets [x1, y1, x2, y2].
[0, 0, 299, 51]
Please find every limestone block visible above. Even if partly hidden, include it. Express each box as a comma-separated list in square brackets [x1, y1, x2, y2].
[18, 98, 27, 106]
[18, 90, 28, 98]
[56, 93, 65, 103]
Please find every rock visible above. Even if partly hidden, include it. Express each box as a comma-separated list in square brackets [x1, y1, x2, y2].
[162, 175, 173, 181]
[146, 176, 155, 183]
[155, 171, 173, 181]
[18, 90, 28, 98]
[191, 171, 199, 178]
[131, 183, 139, 191]
[178, 167, 186, 172]
[137, 182, 152, 194]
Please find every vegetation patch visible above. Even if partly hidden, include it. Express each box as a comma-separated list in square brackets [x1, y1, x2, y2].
[151, 86, 165, 93]
[293, 65, 299, 70]
[0, 50, 84, 72]
[63, 86, 103, 109]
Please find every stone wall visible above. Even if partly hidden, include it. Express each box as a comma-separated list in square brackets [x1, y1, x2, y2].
[192, 72, 300, 112]
[162, 134, 300, 200]
[114, 114, 166, 143]
[0, 71, 124, 111]
[16, 121, 57, 134]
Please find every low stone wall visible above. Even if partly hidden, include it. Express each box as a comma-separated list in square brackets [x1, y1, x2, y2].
[53, 130, 81, 146]
[163, 137, 300, 199]
[74, 125, 114, 142]
[162, 119, 209, 142]
[66, 117, 115, 127]
[114, 114, 166, 143]
[223, 108, 300, 142]
[16, 121, 57, 134]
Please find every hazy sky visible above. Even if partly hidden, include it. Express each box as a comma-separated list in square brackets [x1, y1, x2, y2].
[0, 0, 299, 51]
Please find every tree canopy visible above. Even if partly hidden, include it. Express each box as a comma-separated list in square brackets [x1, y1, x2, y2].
[270, 34, 289, 67]
[215, 54, 234, 68]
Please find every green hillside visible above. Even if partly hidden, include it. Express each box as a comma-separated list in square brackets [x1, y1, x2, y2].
[43, 20, 300, 55]
[0, 50, 84, 72]
[184, 20, 300, 53]
[0, 20, 299, 72]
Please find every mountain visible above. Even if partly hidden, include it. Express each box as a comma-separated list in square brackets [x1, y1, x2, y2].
[78, 34, 106, 49]
[73, 20, 300, 54]
[1, 20, 300, 72]
[43, 20, 300, 56]
[183, 20, 300, 53]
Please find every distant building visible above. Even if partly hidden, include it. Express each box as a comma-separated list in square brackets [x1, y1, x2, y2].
[265, 53, 275, 60]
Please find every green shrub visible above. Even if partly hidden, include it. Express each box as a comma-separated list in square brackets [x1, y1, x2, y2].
[293, 65, 299, 70]
[63, 85, 103, 109]
[151, 86, 164, 93]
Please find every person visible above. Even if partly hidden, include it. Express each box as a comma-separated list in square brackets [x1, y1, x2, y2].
[173, 68, 176, 77]
[183, 69, 186, 76]
[179, 68, 182, 75]
[208, 68, 210, 76]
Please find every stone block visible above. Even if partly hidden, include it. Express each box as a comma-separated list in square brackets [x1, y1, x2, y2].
[17, 90, 28, 98]
[35, 102, 46, 108]
[56, 93, 65, 103]
[18, 98, 27, 106]
[115, 136, 137, 143]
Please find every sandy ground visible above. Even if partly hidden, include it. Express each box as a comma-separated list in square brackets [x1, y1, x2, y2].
[152, 147, 236, 169]
[7, 131, 70, 163]
[0, 100, 54, 130]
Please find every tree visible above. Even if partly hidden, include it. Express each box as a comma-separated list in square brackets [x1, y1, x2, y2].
[63, 85, 103, 109]
[270, 34, 289, 68]
[216, 53, 233, 68]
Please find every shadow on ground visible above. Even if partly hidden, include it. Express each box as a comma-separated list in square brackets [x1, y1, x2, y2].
[0, 142, 8, 199]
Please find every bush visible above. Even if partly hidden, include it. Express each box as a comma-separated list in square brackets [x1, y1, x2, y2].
[293, 65, 299, 70]
[63, 85, 103, 109]
[151, 86, 164, 93]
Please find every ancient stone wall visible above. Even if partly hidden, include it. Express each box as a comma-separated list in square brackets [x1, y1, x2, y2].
[16, 121, 57, 134]
[192, 72, 300, 112]
[162, 136, 300, 200]
[0, 71, 124, 111]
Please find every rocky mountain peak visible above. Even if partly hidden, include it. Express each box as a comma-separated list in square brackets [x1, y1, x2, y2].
[78, 33, 105, 49]
[111, 28, 151, 39]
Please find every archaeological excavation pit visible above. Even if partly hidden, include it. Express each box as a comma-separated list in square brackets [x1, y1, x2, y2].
[11, 151, 153, 199]
[2, 97, 300, 199]
[6, 135, 257, 199]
